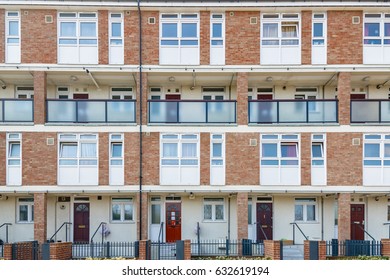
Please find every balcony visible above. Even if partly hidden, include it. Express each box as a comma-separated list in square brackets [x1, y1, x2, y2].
[0, 99, 34, 122]
[148, 100, 236, 124]
[248, 99, 338, 124]
[351, 100, 390, 124]
[46, 99, 136, 123]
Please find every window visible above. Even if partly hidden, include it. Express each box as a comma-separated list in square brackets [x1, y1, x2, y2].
[248, 198, 253, 225]
[109, 13, 124, 64]
[111, 198, 133, 222]
[295, 198, 316, 222]
[58, 12, 98, 64]
[203, 198, 225, 221]
[160, 134, 200, 185]
[109, 134, 124, 185]
[151, 197, 162, 225]
[5, 11, 20, 64]
[7, 133, 22, 186]
[110, 87, 133, 100]
[57, 86, 70, 99]
[261, 13, 301, 65]
[18, 198, 34, 223]
[210, 13, 225, 65]
[16, 86, 34, 99]
[160, 13, 199, 65]
[58, 134, 98, 185]
[312, 13, 326, 46]
[210, 134, 225, 185]
[363, 13, 390, 64]
[312, 134, 325, 166]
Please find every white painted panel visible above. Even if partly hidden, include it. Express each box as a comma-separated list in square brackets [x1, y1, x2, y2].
[109, 166, 124, 185]
[210, 47, 225, 65]
[79, 166, 98, 185]
[311, 167, 326, 186]
[383, 46, 390, 64]
[248, 224, 256, 241]
[54, 201, 71, 242]
[79, 46, 98, 64]
[312, 46, 326, 65]
[260, 167, 279, 185]
[109, 46, 124, 65]
[181, 166, 199, 185]
[6, 45, 20, 63]
[58, 167, 78, 185]
[363, 167, 382, 186]
[261, 47, 280, 65]
[363, 46, 383, 64]
[210, 166, 225, 185]
[160, 166, 180, 185]
[383, 167, 390, 185]
[280, 167, 300, 185]
[150, 224, 161, 242]
[180, 47, 199, 65]
[58, 46, 78, 64]
[160, 47, 180, 65]
[7, 166, 21, 185]
[281, 47, 301, 65]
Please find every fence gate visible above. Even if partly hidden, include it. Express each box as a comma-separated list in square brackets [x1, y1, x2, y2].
[11, 241, 39, 260]
[309, 241, 319, 260]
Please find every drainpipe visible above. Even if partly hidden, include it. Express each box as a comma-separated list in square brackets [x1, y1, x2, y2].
[138, 0, 143, 241]
[321, 196, 324, 240]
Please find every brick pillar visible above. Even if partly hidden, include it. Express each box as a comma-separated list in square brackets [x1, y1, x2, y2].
[237, 192, 248, 240]
[0, 133, 6, 185]
[200, 11, 210, 65]
[98, 10, 109, 65]
[0, 10, 5, 63]
[301, 133, 311, 186]
[184, 240, 191, 260]
[50, 242, 72, 260]
[34, 193, 47, 244]
[33, 71, 47, 125]
[304, 240, 310, 260]
[136, 72, 148, 125]
[381, 239, 390, 258]
[338, 193, 351, 241]
[337, 72, 351, 125]
[237, 72, 248, 125]
[200, 133, 210, 185]
[318, 240, 326, 260]
[138, 240, 149, 260]
[264, 240, 280, 260]
[301, 11, 312, 65]
[137, 192, 148, 240]
[3, 244, 12, 260]
[99, 133, 109, 185]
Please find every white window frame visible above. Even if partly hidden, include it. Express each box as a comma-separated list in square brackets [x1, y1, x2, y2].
[260, 134, 300, 167]
[210, 13, 225, 65]
[161, 134, 199, 168]
[109, 12, 124, 64]
[294, 198, 317, 222]
[311, 134, 326, 167]
[109, 13, 123, 47]
[363, 13, 390, 46]
[16, 86, 34, 99]
[261, 13, 300, 47]
[5, 11, 20, 64]
[363, 134, 390, 167]
[202, 87, 225, 100]
[17, 197, 34, 223]
[110, 87, 133, 100]
[312, 13, 326, 46]
[211, 134, 225, 167]
[57, 86, 70, 99]
[58, 134, 98, 167]
[6, 133, 21, 186]
[109, 133, 123, 167]
[111, 197, 134, 222]
[203, 198, 225, 222]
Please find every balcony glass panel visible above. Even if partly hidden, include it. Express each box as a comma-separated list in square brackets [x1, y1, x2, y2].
[3, 100, 33, 122]
[381, 100, 390, 122]
[207, 101, 236, 123]
[47, 100, 77, 122]
[107, 101, 135, 122]
[351, 101, 380, 123]
[77, 101, 105, 122]
[278, 101, 307, 122]
[249, 101, 277, 123]
[308, 101, 338, 122]
[179, 102, 206, 122]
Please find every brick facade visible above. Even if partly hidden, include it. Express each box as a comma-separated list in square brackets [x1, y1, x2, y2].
[338, 72, 352, 125]
[21, 10, 57, 64]
[304, 240, 326, 260]
[99, 133, 109, 185]
[200, 132, 210, 185]
[141, 132, 160, 185]
[124, 11, 137, 65]
[124, 132, 140, 185]
[237, 192, 248, 240]
[0, 132, 6, 185]
[33, 71, 47, 125]
[338, 193, 351, 242]
[98, 10, 109, 65]
[49, 242, 72, 260]
[34, 193, 47, 244]
[301, 11, 312, 65]
[300, 133, 311, 186]
[237, 72, 249, 125]
[0, 9, 5, 63]
[264, 240, 281, 260]
[200, 11, 210, 65]
[136, 192, 148, 240]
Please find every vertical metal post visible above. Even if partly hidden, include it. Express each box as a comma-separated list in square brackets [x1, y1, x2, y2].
[280, 240, 283, 260]
[205, 101, 208, 123]
[292, 224, 295, 245]
[226, 238, 229, 256]
[306, 100, 309, 123]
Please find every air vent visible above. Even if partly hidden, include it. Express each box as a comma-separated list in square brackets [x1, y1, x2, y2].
[45, 15, 53, 23]
[24, 11, 28, 16]
[126, 11, 131, 15]
[250, 17, 257, 25]
[352, 16, 360, 24]
[148, 17, 156, 24]
[47, 138, 54, 146]
[352, 138, 361, 146]
[249, 139, 257, 146]
[229, 12, 234, 16]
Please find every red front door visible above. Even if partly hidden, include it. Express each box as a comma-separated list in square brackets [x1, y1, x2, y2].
[74, 203, 90, 242]
[165, 94, 181, 100]
[351, 204, 365, 240]
[165, 203, 181, 242]
[350, 94, 366, 100]
[257, 94, 273, 100]
[256, 203, 273, 242]
[73, 93, 89, 99]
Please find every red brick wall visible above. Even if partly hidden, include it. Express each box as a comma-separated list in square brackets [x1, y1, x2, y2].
[338, 72, 351, 125]
[50, 242, 72, 260]
[22, 132, 57, 185]
[264, 240, 281, 260]
[301, 133, 311, 186]
[200, 11, 210, 65]
[327, 133, 362, 186]
[33, 71, 47, 125]
[226, 133, 259, 185]
[338, 193, 351, 242]
[225, 11, 260, 65]
[301, 11, 312, 65]
[21, 10, 57, 64]
[99, 133, 109, 185]
[328, 11, 363, 64]
[237, 192, 248, 240]
[200, 133, 210, 185]
[124, 11, 137, 65]
[0, 133, 6, 185]
[136, 72, 148, 125]
[237, 72, 248, 125]
[124, 132, 139, 185]
[136, 192, 148, 240]
[34, 193, 47, 244]
[381, 239, 390, 258]
[0, 10, 5, 63]
[98, 10, 109, 65]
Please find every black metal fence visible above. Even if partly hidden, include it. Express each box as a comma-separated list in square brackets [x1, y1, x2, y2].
[150, 241, 177, 260]
[326, 240, 382, 257]
[0, 244, 3, 258]
[72, 242, 137, 259]
[190, 239, 264, 257]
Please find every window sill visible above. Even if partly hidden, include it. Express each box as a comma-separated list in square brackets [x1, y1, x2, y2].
[202, 220, 226, 223]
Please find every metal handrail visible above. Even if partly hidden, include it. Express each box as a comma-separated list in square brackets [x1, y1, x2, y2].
[254, 222, 269, 241]
[290, 222, 309, 244]
[384, 222, 390, 238]
[90, 222, 107, 243]
[158, 222, 164, 243]
[49, 222, 72, 242]
[355, 223, 375, 241]
[0, 223, 12, 243]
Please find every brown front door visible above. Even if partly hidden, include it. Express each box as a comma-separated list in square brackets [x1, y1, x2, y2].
[73, 93, 89, 99]
[256, 203, 273, 242]
[350, 93, 366, 100]
[165, 94, 181, 100]
[165, 203, 181, 242]
[351, 204, 365, 240]
[74, 203, 90, 242]
[257, 94, 273, 100]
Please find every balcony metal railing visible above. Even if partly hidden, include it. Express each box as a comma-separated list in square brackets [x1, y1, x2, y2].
[248, 99, 338, 124]
[148, 100, 236, 124]
[0, 99, 34, 122]
[46, 99, 136, 123]
[351, 100, 390, 123]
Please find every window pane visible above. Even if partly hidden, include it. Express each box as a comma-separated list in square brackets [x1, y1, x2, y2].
[9, 143, 20, 157]
[161, 40, 179, 45]
[110, 39, 123, 45]
[80, 22, 96, 37]
[204, 205, 212, 220]
[385, 23, 390, 37]
[262, 143, 277, 157]
[263, 23, 278, 38]
[111, 22, 121, 37]
[312, 144, 323, 158]
[365, 23, 380, 37]
[181, 40, 198, 45]
[313, 39, 324, 45]
[385, 144, 390, 158]
[282, 23, 298, 38]
[163, 143, 178, 157]
[111, 143, 122, 158]
[59, 39, 77, 44]
[215, 205, 224, 220]
[281, 144, 297, 157]
[60, 144, 77, 158]
[295, 205, 303, 221]
[112, 204, 121, 221]
[182, 23, 197, 37]
[307, 205, 316, 221]
[182, 143, 197, 157]
[19, 205, 28, 221]
[313, 22, 323, 37]
[124, 204, 133, 220]
[162, 23, 177, 37]
[152, 204, 161, 224]
[60, 22, 76, 37]
[248, 204, 252, 224]
[81, 143, 97, 158]
[8, 21, 19, 36]
[212, 143, 222, 157]
[364, 143, 380, 157]
[364, 160, 381, 166]
[212, 159, 223, 165]
[212, 23, 222, 38]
